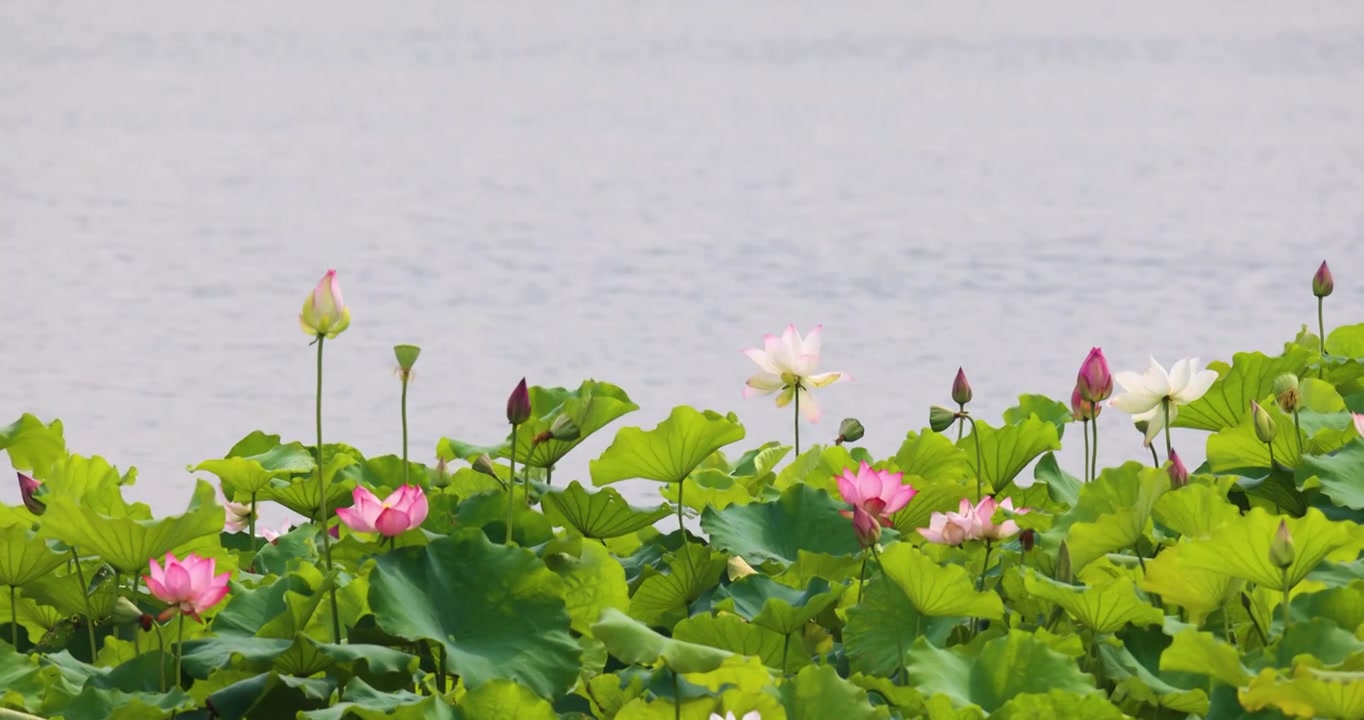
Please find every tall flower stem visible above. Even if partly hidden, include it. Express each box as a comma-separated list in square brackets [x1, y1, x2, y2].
[1318, 297, 1326, 358]
[672, 668, 681, 720]
[314, 336, 342, 645]
[1162, 399, 1173, 463]
[780, 633, 791, 675]
[506, 425, 519, 545]
[967, 417, 986, 498]
[401, 373, 411, 487]
[69, 548, 97, 655]
[1090, 417, 1100, 482]
[956, 406, 965, 443]
[1081, 419, 1091, 483]
[130, 575, 142, 653]
[870, 544, 905, 684]
[1148, 444, 1160, 468]
[1293, 410, 1304, 456]
[676, 482, 686, 540]
[153, 621, 166, 693]
[973, 541, 994, 635]
[1281, 571, 1292, 644]
[857, 551, 868, 603]
[1268, 443, 1277, 471]
[9, 585, 16, 648]
[175, 613, 185, 690]
[793, 387, 801, 456]
[436, 643, 447, 693]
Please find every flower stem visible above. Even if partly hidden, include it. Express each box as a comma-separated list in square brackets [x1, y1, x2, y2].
[1281, 570, 1292, 643]
[506, 425, 518, 545]
[436, 643, 447, 693]
[793, 387, 801, 457]
[857, 551, 868, 603]
[130, 575, 141, 654]
[1148, 444, 1159, 468]
[175, 613, 185, 690]
[1318, 296, 1326, 358]
[780, 632, 791, 675]
[676, 480, 686, 540]
[248, 493, 257, 556]
[1293, 410, 1304, 457]
[870, 544, 905, 684]
[672, 667, 681, 720]
[1162, 398, 1173, 463]
[69, 548, 97, 656]
[153, 621, 166, 693]
[401, 374, 410, 488]
[1268, 443, 1276, 471]
[9, 585, 16, 648]
[956, 406, 965, 443]
[967, 416, 986, 497]
[315, 336, 343, 645]
[1090, 415, 1100, 482]
[973, 541, 994, 636]
[1081, 419, 1091, 483]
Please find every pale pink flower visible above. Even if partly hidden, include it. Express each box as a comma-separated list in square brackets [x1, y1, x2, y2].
[260, 520, 294, 544]
[742, 324, 851, 423]
[1353, 413, 1364, 438]
[969, 496, 1029, 541]
[299, 269, 351, 339]
[336, 484, 429, 537]
[219, 484, 254, 533]
[836, 461, 916, 527]
[918, 499, 977, 546]
[144, 552, 230, 623]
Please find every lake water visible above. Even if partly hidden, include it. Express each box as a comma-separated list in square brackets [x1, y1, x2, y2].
[2, 1, 1363, 523]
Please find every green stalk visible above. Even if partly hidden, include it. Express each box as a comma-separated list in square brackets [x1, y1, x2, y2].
[401, 374, 410, 487]
[1090, 415, 1099, 482]
[175, 613, 185, 690]
[1318, 297, 1326, 358]
[1281, 572, 1292, 641]
[967, 417, 986, 497]
[130, 575, 141, 654]
[793, 386, 801, 456]
[436, 643, 447, 693]
[1148, 444, 1160, 468]
[973, 541, 994, 636]
[870, 544, 905, 684]
[677, 481, 686, 540]
[857, 551, 868, 603]
[315, 336, 343, 645]
[506, 424, 519, 545]
[69, 548, 97, 656]
[1293, 410, 1303, 457]
[9, 585, 15, 648]
[956, 406, 965, 442]
[1081, 418, 1091, 483]
[672, 668, 681, 720]
[1268, 443, 1276, 471]
[1162, 399, 1173, 463]
[153, 621, 166, 693]
[781, 632, 791, 675]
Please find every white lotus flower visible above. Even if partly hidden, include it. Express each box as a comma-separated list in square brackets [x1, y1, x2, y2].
[1109, 357, 1218, 443]
[742, 324, 851, 423]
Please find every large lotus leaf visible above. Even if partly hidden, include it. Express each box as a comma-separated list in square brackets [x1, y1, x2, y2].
[712, 575, 844, 636]
[336, 455, 432, 494]
[1327, 322, 1364, 358]
[1291, 583, 1364, 632]
[196, 442, 316, 497]
[1031, 452, 1082, 508]
[629, 543, 726, 628]
[0, 587, 68, 647]
[211, 563, 330, 640]
[0, 642, 64, 713]
[542, 481, 672, 539]
[1153, 482, 1240, 539]
[42, 453, 136, 517]
[0, 525, 68, 587]
[0, 414, 67, 479]
[543, 538, 630, 635]
[1297, 440, 1364, 510]
[1277, 617, 1364, 669]
[1207, 405, 1352, 473]
[681, 654, 773, 695]
[204, 672, 335, 720]
[660, 470, 759, 512]
[991, 691, 1126, 720]
[1053, 463, 1168, 571]
[1138, 544, 1240, 625]
[771, 445, 832, 492]
[500, 381, 640, 470]
[1021, 569, 1161, 634]
[1158, 627, 1251, 687]
[780, 664, 884, 720]
[881, 542, 1004, 619]
[590, 406, 745, 486]
[904, 630, 1102, 713]
[456, 678, 556, 720]
[1097, 627, 1209, 715]
[271, 634, 419, 681]
[850, 673, 927, 717]
[367, 529, 579, 698]
[1179, 507, 1364, 591]
[58, 687, 195, 720]
[1003, 395, 1073, 437]
[36, 478, 225, 574]
[888, 480, 969, 536]
[592, 607, 733, 673]
[701, 484, 860, 566]
[24, 564, 120, 621]
[300, 677, 457, 720]
[1172, 349, 1311, 431]
[843, 565, 956, 677]
[672, 613, 803, 672]
[772, 550, 863, 589]
[893, 431, 971, 484]
[958, 417, 1061, 494]
[260, 452, 357, 520]
[1239, 666, 1364, 719]
[453, 489, 553, 547]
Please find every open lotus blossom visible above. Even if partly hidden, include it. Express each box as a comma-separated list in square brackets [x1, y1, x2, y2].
[219, 485, 254, 533]
[299, 269, 351, 339]
[144, 552, 230, 622]
[837, 461, 916, 527]
[710, 713, 761, 720]
[968, 496, 1030, 540]
[260, 520, 294, 544]
[336, 484, 429, 537]
[742, 324, 850, 423]
[918, 499, 978, 546]
[1109, 357, 1218, 443]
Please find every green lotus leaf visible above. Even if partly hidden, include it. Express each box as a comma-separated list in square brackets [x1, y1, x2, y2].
[990, 690, 1127, 720]
[1207, 404, 1353, 473]
[58, 686, 195, 720]
[259, 452, 357, 520]
[880, 542, 1003, 619]
[1003, 395, 1073, 437]
[592, 607, 733, 673]
[24, 563, 120, 621]
[1032, 452, 1081, 507]
[543, 538, 630, 635]
[1277, 617, 1364, 668]
[629, 543, 726, 628]
[453, 489, 554, 547]
[958, 416, 1061, 494]
[905, 630, 1102, 713]
[894, 431, 971, 484]
[446, 466, 505, 499]
[367, 529, 580, 698]
[43, 453, 136, 516]
[210, 570, 318, 639]
[1291, 582, 1364, 634]
[590, 406, 745, 486]
[1138, 544, 1240, 624]
[0, 525, 68, 587]
[1158, 627, 1251, 686]
[1021, 569, 1162, 634]
[771, 550, 863, 589]
[542, 481, 672, 539]
[515, 381, 641, 470]
[271, 633, 419, 679]
[1297, 440, 1364, 510]
[712, 574, 845, 636]
[0, 587, 69, 647]
[36, 478, 225, 574]
[454, 678, 555, 720]
[721, 441, 792, 477]
[0, 642, 63, 713]
[1153, 482, 1240, 539]
[301, 677, 457, 720]
[888, 480, 969, 536]
[1240, 666, 1364, 719]
[0, 414, 67, 479]
[780, 664, 884, 720]
[583, 673, 648, 718]
[701, 484, 860, 566]
[1179, 507, 1364, 590]
[660, 470, 760, 512]
[680, 654, 773, 695]
[1097, 626, 1210, 715]
[850, 673, 927, 716]
[1052, 462, 1169, 572]
[253, 526, 321, 577]
[204, 671, 334, 720]
[1327, 322, 1364, 358]
[336, 454, 431, 493]
[196, 442, 316, 498]
[1171, 348, 1311, 431]
[672, 613, 804, 673]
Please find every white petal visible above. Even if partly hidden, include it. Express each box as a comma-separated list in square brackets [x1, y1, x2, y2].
[1113, 371, 1148, 394]
[1133, 406, 1161, 422]
[801, 325, 822, 357]
[793, 352, 820, 377]
[771, 327, 798, 373]
[1141, 357, 1172, 397]
[797, 386, 821, 423]
[742, 348, 779, 375]
[1175, 369, 1219, 405]
[1167, 358, 1194, 397]
[1144, 403, 1176, 442]
[780, 325, 802, 369]
[1110, 390, 1161, 415]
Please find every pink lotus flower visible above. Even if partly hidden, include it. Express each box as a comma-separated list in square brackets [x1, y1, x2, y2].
[16, 472, 44, 516]
[970, 496, 1029, 540]
[299, 269, 351, 339]
[1076, 347, 1113, 403]
[836, 461, 916, 527]
[144, 552, 230, 622]
[1353, 413, 1364, 438]
[851, 505, 881, 548]
[336, 484, 429, 537]
[918, 500, 976, 546]
[742, 324, 851, 423]
[259, 520, 294, 544]
[219, 484, 254, 533]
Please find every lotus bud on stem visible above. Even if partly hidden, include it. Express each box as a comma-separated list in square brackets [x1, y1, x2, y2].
[1274, 373, 1304, 455]
[1167, 448, 1189, 489]
[394, 344, 422, 489]
[928, 406, 958, 433]
[1055, 541, 1072, 584]
[1134, 420, 1159, 467]
[505, 378, 531, 544]
[951, 368, 972, 441]
[1251, 401, 1278, 468]
[16, 472, 45, 516]
[1313, 260, 1333, 362]
[1076, 348, 1112, 482]
[431, 457, 452, 489]
[835, 417, 864, 445]
[1271, 519, 1296, 649]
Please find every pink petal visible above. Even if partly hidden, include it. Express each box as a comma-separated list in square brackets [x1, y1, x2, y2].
[1354, 413, 1364, 437]
[193, 585, 229, 613]
[148, 557, 166, 586]
[793, 352, 819, 377]
[163, 563, 192, 602]
[187, 555, 215, 593]
[406, 490, 429, 527]
[837, 472, 860, 505]
[885, 485, 917, 514]
[375, 508, 411, 537]
[801, 324, 823, 357]
[336, 506, 376, 534]
[145, 575, 169, 603]
[916, 527, 943, 543]
[351, 486, 382, 525]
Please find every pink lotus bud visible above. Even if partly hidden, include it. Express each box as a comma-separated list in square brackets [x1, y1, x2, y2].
[506, 378, 531, 426]
[1168, 448, 1189, 489]
[1076, 347, 1113, 403]
[299, 269, 351, 339]
[851, 505, 881, 548]
[951, 368, 973, 406]
[1070, 387, 1099, 422]
[1313, 261, 1334, 298]
[17, 472, 45, 516]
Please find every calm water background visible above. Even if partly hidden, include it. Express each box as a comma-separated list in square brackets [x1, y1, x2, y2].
[2, 1, 1363, 523]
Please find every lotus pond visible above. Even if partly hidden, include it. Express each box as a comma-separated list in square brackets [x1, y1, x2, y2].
[4, 265, 1364, 719]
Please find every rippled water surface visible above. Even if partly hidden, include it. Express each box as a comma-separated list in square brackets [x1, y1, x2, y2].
[2, 1, 1363, 519]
